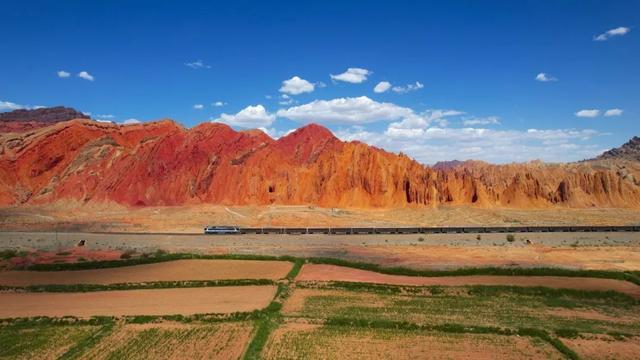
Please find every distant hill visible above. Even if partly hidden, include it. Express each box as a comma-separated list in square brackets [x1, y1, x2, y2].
[596, 136, 640, 162]
[0, 106, 89, 133]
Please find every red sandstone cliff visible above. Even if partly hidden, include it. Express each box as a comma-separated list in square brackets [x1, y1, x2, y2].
[1, 118, 639, 208]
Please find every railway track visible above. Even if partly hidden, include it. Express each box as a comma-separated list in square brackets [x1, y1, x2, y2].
[36, 225, 640, 236]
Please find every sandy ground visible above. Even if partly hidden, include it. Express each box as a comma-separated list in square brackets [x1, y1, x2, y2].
[0, 259, 292, 286]
[262, 323, 562, 360]
[2, 231, 640, 271]
[2, 204, 640, 232]
[0, 285, 276, 318]
[296, 264, 640, 298]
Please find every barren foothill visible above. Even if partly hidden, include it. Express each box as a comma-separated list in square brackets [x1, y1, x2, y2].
[2, 204, 640, 233]
[0, 259, 292, 286]
[0, 285, 276, 318]
[296, 264, 640, 298]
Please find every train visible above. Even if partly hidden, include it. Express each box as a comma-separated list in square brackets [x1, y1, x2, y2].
[203, 226, 241, 235]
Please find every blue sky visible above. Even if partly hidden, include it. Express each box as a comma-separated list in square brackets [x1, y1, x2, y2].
[1, 0, 638, 164]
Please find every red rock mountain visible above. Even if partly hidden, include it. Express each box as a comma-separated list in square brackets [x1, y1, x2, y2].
[1, 117, 639, 208]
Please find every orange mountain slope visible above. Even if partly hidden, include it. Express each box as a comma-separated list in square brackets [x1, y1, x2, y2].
[1, 118, 639, 208]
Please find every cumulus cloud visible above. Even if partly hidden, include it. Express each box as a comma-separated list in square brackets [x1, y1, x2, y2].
[392, 81, 424, 94]
[277, 96, 414, 124]
[535, 73, 557, 82]
[57, 70, 70, 78]
[330, 68, 371, 83]
[594, 26, 630, 41]
[122, 118, 141, 125]
[214, 104, 275, 128]
[336, 123, 602, 164]
[0, 100, 26, 111]
[575, 109, 600, 118]
[185, 60, 211, 69]
[462, 116, 500, 126]
[77, 71, 94, 81]
[212, 101, 226, 107]
[193, 104, 204, 110]
[279, 76, 315, 95]
[604, 108, 623, 117]
[374, 81, 391, 93]
[96, 114, 115, 119]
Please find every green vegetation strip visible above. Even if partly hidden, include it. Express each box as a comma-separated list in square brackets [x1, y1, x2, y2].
[301, 281, 640, 305]
[22, 252, 640, 287]
[324, 318, 579, 360]
[0, 279, 274, 293]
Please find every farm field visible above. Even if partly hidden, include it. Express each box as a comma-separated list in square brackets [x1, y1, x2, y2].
[0, 286, 276, 318]
[1, 256, 639, 359]
[0, 322, 253, 360]
[296, 264, 640, 298]
[263, 323, 563, 359]
[0, 259, 292, 286]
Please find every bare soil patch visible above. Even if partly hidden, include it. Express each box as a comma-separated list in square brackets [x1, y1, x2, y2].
[297, 264, 640, 298]
[82, 322, 253, 360]
[262, 323, 562, 359]
[0, 259, 292, 286]
[564, 335, 640, 360]
[0, 285, 276, 318]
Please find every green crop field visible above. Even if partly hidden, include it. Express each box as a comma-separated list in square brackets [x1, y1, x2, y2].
[285, 283, 640, 337]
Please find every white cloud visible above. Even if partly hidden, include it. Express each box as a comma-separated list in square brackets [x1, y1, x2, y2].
[96, 114, 115, 119]
[277, 96, 414, 124]
[215, 104, 275, 128]
[78, 71, 94, 81]
[57, 70, 70, 78]
[575, 109, 600, 118]
[336, 124, 602, 164]
[462, 116, 500, 126]
[316, 81, 327, 88]
[392, 81, 424, 94]
[374, 81, 391, 93]
[0, 100, 26, 111]
[193, 104, 204, 110]
[212, 101, 226, 107]
[594, 26, 630, 41]
[535, 73, 557, 82]
[258, 127, 295, 139]
[185, 60, 211, 69]
[604, 108, 623, 117]
[330, 68, 371, 83]
[122, 118, 141, 125]
[280, 76, 315, 95]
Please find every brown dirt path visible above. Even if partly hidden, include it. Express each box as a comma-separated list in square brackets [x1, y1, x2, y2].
[0, 285, 276, 318]
[297, 264, 640, 298]
[0, 259, 292, 286]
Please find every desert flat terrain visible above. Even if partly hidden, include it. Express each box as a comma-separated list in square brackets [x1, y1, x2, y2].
[2, 204, 640, 232]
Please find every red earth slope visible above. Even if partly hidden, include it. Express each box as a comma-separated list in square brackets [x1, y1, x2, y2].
[1, 119, 639, 208]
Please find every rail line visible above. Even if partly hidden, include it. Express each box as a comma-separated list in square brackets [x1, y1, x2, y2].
[237, 225, 640, 235]
[31, 225, 639, 236]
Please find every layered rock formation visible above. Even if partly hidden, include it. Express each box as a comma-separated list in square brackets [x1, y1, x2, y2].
[1, 117, 639, 208]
